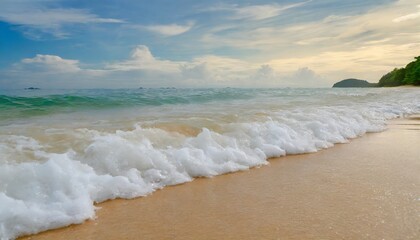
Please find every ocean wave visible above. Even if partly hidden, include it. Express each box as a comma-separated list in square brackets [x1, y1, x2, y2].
[0, 88, 419, 239]
[0, 88, 255, 122]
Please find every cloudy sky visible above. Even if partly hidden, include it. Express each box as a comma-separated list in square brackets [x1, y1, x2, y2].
[0, 0, 419, 89]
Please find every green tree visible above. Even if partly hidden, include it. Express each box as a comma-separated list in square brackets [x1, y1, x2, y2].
[379, 56, 420, 86]
[378, 68, 404, 87]
[403, 56, 420, 85]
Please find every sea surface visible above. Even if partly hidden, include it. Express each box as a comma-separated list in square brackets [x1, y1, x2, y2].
[0, 88, 419, 239]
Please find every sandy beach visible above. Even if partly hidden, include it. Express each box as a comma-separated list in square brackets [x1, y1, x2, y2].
[21, 115, 420, 240]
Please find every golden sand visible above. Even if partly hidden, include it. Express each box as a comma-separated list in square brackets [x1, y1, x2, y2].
[22, 116, 420, 240]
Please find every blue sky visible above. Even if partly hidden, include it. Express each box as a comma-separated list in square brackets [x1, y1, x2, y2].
[0, 0, 419, 88]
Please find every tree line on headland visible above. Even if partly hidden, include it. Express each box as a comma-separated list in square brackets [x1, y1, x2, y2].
[378, 56, 420, 86]
[333, 56, 420, 87]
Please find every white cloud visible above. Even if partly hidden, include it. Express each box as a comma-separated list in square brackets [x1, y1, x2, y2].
[107, 50, 256, 86]
[232, 1, 310, 20]
[21, 54, 81, 73]
[3, 36, 417, 89]
[203, 0, 420, 52]
[2, 46, 264, 88]
[106, 46, 255, 85]
[248, 65, 327, 87]
[0, 9, 123, 26]
[267, 42, 420, 83]
[233, 5, 287, 20]
[255, 65, 276, 80]
[285, 67, 326, 87]
[180, 63, 210, 82]
[106, 45, 184, 72]
[191, 55, 256, 83]
[17, 54, 105, 77]
[205, 1, 310, 21]
[200, 0, 420, 84]
[105, 46, 247, 87]
[142, 22, 194, 36]
[0, 0, 123, 38]
[2, 53, 107, 88]
[393, 5, 420, 22]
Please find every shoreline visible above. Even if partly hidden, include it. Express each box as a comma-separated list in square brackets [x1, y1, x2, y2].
[20, 115, 420, 240]
[393, 85, 419, 88]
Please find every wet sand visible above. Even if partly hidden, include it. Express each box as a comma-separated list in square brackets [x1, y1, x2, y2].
[22, 116, 420, 240]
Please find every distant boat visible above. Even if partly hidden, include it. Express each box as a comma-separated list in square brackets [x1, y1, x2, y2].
[25, 87, 40, 90]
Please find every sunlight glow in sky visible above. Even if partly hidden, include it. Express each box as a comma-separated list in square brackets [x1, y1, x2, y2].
[0, 0, 419, 88]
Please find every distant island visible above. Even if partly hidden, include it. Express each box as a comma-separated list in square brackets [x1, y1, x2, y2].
[25, 87, 40, 90]
[333, 56, 420, 88]
[332, 79, 376, 88]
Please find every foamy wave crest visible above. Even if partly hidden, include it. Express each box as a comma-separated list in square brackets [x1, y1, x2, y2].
[0, 90, 419, 239]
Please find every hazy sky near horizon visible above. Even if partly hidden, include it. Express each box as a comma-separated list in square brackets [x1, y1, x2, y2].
[0, 0, 419, 88]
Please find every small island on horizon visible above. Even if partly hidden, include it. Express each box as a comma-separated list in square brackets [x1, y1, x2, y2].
[332, 79, 377, 88]
[333, 56, 420, 88]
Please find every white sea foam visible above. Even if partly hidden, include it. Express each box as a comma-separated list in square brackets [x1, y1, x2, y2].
[0, 88, 419, 239]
